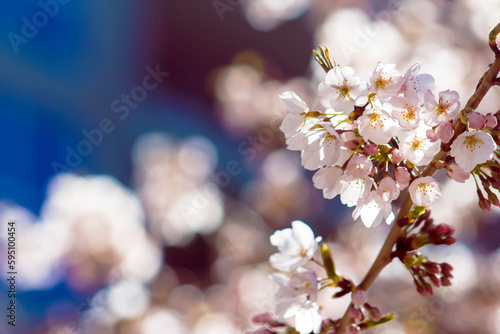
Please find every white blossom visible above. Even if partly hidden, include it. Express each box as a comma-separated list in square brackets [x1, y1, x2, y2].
[398, 123, 441, 166]
[357, 103, 397, 145]
[279, 91, 309, 137]
[450, 130, 497, 172]
[400, 63, 436, 100]
[389, 96, 421, 130]
[318, 65, 366, 114]
[270, 268, 322, 334]
[301, 122, 342, 170]
[352, 191, 394, 228]
[369, 62, 404, 100]
[338, 176, 374, 207]
[269, 221, 322, 271]
[312, 166, 343, 199]
[422, 89, 461, 126]
[408, 176, 441, 207]
[345, 154, 372, 178]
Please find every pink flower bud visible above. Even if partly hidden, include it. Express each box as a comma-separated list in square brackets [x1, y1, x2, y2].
[440, 262, 453, 277]
[466, 111, 486, 130]
[364, 303, 382, 322]
[423, 262, 441, 274]
[348, 304, 363, 321]
[391, 149, 403, 164]
[426, 129, 438, 142]
[347, 325, 360, 334]
[395, 167, 410, 189]
[364, 143, 379, 156]
[428, 274, 442, 287]
[436, 122, 454, 143]
[446, 164, 470, 183]
[346, 154, 373, 178]
[485, 114, 498, 128]
[351, 290, 367, 307]
[441, 276, 452, 286]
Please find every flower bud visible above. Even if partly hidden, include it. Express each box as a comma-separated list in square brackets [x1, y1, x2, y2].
[391, 149, 403, 164]
[364, 303, 382, 322]
[428, 274, 442, 287]
[441, 276, 452, 286]
[426, 129, 438, 142]
[478, 191, 491, 212]
[467, 111, 486, 129]
[436, 122, 454, 143]
[395, 167, 410, 189]
[440, 262, 453, 277]
[364, 143, 379, 156]
[347, 325, 360, 334]
[485, 114, 498, 128]
[351, 290, 367, 307]
[348, 304, 363, 321]
[423, 261, 441, 274]
[446, 164, 470, 183]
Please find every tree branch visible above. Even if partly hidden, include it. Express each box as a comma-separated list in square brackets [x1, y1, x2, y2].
[336, 21, 500, 333]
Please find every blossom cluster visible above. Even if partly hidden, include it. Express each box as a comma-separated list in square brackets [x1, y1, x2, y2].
[279, 60, 498, 227]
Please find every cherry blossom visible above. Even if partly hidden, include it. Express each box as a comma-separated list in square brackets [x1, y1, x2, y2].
[338, 176, 375, 207]
[352, 191, 395, 228]
[318, 66, 366, 114]
[369, 62, 404, 100]
[357, 103, 397, 145]
[345, 154, 373, 178]
[422, 90, 461, 126]
[449, 130, 497, 172]
[398, 123, 441, 166]
[270, 268, 322, 334]
[377, 176, 400, 202]
[269, 221, 322, 271]
[279, 91, 309, 137]
[399, 63, 436, 100]
[408, 176, 441, 207]
[301, 122, 342, 170]
[312, 166, 343, 199]
[389, 96, 421, 130]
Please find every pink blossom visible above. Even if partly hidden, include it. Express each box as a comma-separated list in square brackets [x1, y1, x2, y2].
[466, 111, 486, 130]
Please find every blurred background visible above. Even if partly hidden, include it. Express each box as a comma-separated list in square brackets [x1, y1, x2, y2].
[1, 0, 500, 333]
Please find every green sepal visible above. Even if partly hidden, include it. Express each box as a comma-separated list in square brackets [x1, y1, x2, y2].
[408, 206, 426, 220]
[321, 243, 339, 285]
[359, 313, 396, 329]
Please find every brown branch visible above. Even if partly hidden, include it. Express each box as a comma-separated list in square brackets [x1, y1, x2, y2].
[336, 21, 500, 334]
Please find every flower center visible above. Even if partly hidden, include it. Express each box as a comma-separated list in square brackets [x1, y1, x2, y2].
[375, 75, 392, 89]
[411, 137, 425, 150]
[403, 104, 417, 122]
[417, 183, 433, 195]
[338, 85, 351, 98]
[464, 135, 484, 152]
[369, 112, 384, 128]
[436, 99, 450, 116]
